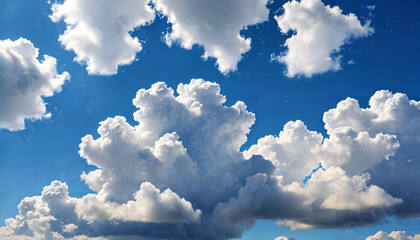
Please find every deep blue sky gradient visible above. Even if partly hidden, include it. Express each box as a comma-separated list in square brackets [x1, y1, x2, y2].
[0, 0, 419, 239]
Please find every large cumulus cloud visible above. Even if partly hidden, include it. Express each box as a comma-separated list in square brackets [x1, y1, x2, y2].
[323, 90, 420, 218]
[50, 0, 155, 75]
[246, 90, 420, 230]
[273, 0, 373, 77]
[0, 38, 69, 131]
[1, 80, 419, 239]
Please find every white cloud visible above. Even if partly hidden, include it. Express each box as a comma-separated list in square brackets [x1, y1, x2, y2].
[0, 180, 198, 240]
[323, 90, 420, 217]
[76, 182, 201, 223]
[0, 38, 69, 131]
[62, 224, 77, 234]
[50, 0, 155, 75]
[246, 89, 420, 229]
[153, 0, 270, 74]
[274, 0, 373, 77]
[323, 90, 420, 140]
[366, 231, 420, 240]
[285, 167, 401, 211]
[2, 81, 419, 239]
[244, 120, 399, 183]
[275, 237, 294, 240]
[0, 181, 78, 240]
[1, 79, 260, 239]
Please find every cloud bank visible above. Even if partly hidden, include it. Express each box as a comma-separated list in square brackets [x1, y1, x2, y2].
[1, 79, 419, 239]
[0, 38, 69, 131]
[273, 0, 373, 77]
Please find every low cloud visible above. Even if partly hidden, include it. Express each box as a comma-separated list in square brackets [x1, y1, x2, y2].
[49, 0, 375, 77]
[153, 0, 270, 74]
[50, 0, 155, 75]
[77, 182, 201, 223]
[1, 80, 419, 239]
[50, 0, 270, 75]
[366, 231, 420, 240]
[273, 0, 373, 77]
[0, 38, 69, 131]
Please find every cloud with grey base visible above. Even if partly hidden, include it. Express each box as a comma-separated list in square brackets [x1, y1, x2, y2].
[2, 80, 419, 239]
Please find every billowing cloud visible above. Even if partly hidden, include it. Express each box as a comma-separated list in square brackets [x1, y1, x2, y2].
[273, 0, 373, 77]
[0, 180, 199, 240]
[246, 90, 420, 230]
[0, 181, 80, 240]
[50, 0, 155, 75]
[366, 231, 420, 240]
[76, 181, 201, 223]
[1, 80, 419, 239]
[0, 38, 69, 131]
[323, 90, 420, 218]
[244, 120, 399, 184]
[153, 0, 270, 74]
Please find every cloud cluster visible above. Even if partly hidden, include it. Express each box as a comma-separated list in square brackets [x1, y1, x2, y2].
[50, 0, 155, 75]
[273, 0, 373, 77]
[153, 0, 270, 74]
[0, 38, 69, 131]
[49, 0, 375, 77]
[366, 231, 420, 240]
[49, 0, 270, 75]
[1, 80, 419, 239]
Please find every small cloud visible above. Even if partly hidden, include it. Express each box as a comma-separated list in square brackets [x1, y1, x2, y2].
[153, 0, 270, 74]
[0, 38, 69, 131]
[274, 0, 374, 77]
[366, 5, 376, 11]
[50, 0, 155, 75]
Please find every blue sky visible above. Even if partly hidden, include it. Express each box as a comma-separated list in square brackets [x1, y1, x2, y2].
[0, 0, 419, 239]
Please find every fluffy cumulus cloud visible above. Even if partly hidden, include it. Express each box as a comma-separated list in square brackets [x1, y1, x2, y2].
[0, 38, 69, 131]
[77, 181, 201, 223]
[273, 0, 374, 77]
[153, 0, 270, 74]
[2, 80, 419, 239]
[323, 90, 420, 218]
[366, 231, 420, 240]
[246, 90, 420, 230]
[49, 0, 155, 75]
